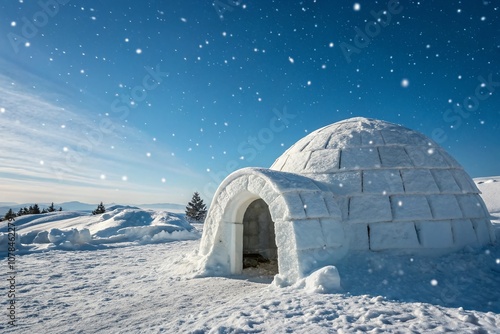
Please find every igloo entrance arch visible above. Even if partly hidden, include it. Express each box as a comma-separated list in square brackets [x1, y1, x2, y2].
[198, 167, 345, 284]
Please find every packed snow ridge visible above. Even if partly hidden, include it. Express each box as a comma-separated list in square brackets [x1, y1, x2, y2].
[0, 206, 199, 252]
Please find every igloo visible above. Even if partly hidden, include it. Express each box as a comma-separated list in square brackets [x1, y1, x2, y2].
[198, 117, 495, 285]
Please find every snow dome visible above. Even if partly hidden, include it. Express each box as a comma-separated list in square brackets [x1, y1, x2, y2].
[197, 117, 495, 285]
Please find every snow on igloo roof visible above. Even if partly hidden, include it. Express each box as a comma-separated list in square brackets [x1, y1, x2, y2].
[271, 117, 462, 175]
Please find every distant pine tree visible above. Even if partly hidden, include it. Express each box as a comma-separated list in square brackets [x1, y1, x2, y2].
[92, 202, 106, 215]
[185, 192, 207, 222]
[47, 202, 56, 212]
[58, 207, 63, 212]
[4, 208, 16, 221]
[32, 204, 41, 214]
[17, 208, 23, 217]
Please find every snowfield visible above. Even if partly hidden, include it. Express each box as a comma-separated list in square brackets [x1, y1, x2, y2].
[1, 178, 499, 333]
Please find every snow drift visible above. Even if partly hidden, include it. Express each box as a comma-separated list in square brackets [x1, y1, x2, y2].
[0, 206, 199, 253]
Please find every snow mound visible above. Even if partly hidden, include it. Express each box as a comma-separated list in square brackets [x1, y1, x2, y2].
[303, 266, 342, 293]
[272, 266, 342, 293]
[475, 176, 500, 214]
[0, 207, 199, 254]
[47, 228, 93, 250]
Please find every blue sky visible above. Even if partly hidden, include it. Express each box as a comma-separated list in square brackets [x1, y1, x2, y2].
[0, 0, 499, 205]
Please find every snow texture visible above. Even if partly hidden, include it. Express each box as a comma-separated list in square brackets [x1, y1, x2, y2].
[0, 178, 498, 333]
[0, 207, 198, 252]
[198, 118, 494, 285]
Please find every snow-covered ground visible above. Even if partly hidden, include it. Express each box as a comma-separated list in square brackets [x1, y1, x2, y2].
[1, 178, 499, 333]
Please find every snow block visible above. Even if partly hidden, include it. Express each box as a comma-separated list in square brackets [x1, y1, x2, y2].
[270, 192, 306, 221]
[391, 195, 433, 221]
[470, 218, 493, 245]
[322, 193, 342, 219]
[259, 181, 279, 205]
[360, 129, 384, 146]
[216, 189, 231, 210]
[225, 176, 248, 198]
[345, 223, 369, 250]
[301, 191, 330, 218]
[281, 151, 311, 173]
[451, 169, 479, 193]
[259, 169, 320, 194]
[457, 194, 488, 218]
[369, 221, 420, 250]
[415, 220, 454, 248]
[319, 218, 345, 248]
[312, 171, 361, 196]
[431, 169, 462, 193]
[209, 203, 223, 226]
[363, 170, 404, 194]
[401, 169, 439, 194]
[380, 129, 411, 145]
[340, 147, 381, 169]
[327, 131, 362, 150]
[378, 146, 413, 168]
[427, 194, 463, 219]
[304, 149, 340, 173]
[451, 219, 478, 247]
[247, 174, 266, 195]
[336, 196, 349, 221]
[407, 131, 433, 146]
[306, 131, 335, 151]
[406, 146, 447, 168]
[292, 219, 326, 250]
[349, 195, 392, 223]
[274, 220, 301, 282]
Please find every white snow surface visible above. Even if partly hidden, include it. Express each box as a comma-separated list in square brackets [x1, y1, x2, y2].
[0, 206, 198, 252]
[476, 176, 500, 214]
[0, 181, 499, 333]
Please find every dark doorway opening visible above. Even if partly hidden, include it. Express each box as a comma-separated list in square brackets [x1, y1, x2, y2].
[242, 199, 278, 274]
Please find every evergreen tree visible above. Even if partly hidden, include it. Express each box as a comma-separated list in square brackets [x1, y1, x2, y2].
[47, 202, 56, 212]
[92, 202, 106, 215]
[41, 208, 48, 214]
[32, 204, 41, 214]
[28, 205, 33, 214]
[185, 192, 207, 222]
[17, 208, 23, 217]
[22, 207, 29, 215]
[58, 207, 63, 212]
[4, 209, 16, 221]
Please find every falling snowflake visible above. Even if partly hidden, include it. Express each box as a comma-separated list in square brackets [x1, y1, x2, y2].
[401, 78, 409, 87]
[353, 3, 361, 11]
[136, 48, 142, 54]
[430, 279, 438, 286]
